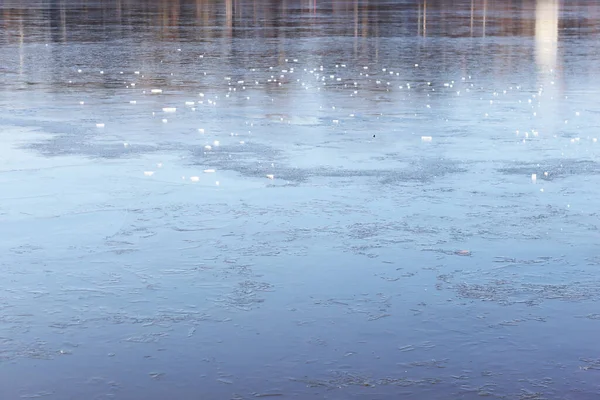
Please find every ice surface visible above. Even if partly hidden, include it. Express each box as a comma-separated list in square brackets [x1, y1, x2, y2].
[2, 1, 600, 399]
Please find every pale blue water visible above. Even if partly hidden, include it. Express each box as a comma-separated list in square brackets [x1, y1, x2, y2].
[1, 1, 600, 399]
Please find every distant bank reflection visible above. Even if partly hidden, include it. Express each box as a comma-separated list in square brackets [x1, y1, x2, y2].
[2, 0, 600, 102]
[1, 0, 599, 42]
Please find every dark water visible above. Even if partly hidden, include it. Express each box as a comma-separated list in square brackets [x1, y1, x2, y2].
[1, 0, 600, 399]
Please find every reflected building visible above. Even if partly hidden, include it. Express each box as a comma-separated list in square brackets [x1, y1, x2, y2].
[535, 0, 560, 138]
[535, 0, 559, 74]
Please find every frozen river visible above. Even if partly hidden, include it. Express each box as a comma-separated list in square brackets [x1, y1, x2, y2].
[1, 0, 600, 399]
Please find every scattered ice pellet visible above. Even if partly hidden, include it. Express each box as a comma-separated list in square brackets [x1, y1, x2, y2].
[130, 100, 137, 104]
[213, 140, 220, 146]
[204, 169, 216, 173]
[266, 174, 275, 180]
[151, 89, 163, 94]
[593, 138, 598, 143]
[544, 171, 549, 177]
[123, 142, 129, 147]
[190, 176, 200, 182]
[531, 174, 537, 182]
[100, 71, 104, 74]
[78, 69, 82, 73]
[162, 107, 176, 112]
[185, 101, 195, 106]
[239, 141, 245, 144]
[144, 171, 154, 177]
[333, 120, 339, 124]
[162, 119, 168, 123]
[157, 163, 163, 168]
[215, 181, 220, 186]
[421, 136, 432, 142]
[96, 123, 105, 128]
[134, 71, 140, 74]
[79, 101, 85, 105]
[204, 145, 212, 150]
[198, 128, 205, 133]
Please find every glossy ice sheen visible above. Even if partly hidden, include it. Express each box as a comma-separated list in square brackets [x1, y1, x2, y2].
[1, 1, 600, 399]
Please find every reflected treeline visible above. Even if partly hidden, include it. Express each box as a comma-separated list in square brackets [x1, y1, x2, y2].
[1, 0, 599, 43]
[1, 0, 599, 95]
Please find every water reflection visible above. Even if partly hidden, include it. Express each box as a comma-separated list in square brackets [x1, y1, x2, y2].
[4, 0, 597, 92]
[535, 0, 559, 73]
[1, 1, 598, 84]
[0, 1, 598, 41]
